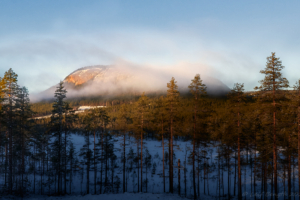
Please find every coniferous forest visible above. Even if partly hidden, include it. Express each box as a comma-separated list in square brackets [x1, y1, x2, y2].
[1, 52, 300, 200]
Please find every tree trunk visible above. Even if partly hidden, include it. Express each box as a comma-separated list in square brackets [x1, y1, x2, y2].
[58, 129, 61, 194]
[234, 151, 236, 196]
[254, 133, 257, 200]
[87, 135, 90, 194]
[162, 124, 165, 193]
[100, 127, 104, 194]
[94, 130, 97, 194]
[34, 143, 36, 194]
[5, 143, 7, 187]
[70, 151, 72, 194]
[261, 162, 263, 200]
[105, 134, 108, 190]
[178, 159, 180, 196]
[193, 103, 197, 199]
[65, 131, 67, 195]
[207, 158, 210, 195]
[193, 105, 197, 199]
[184, 154, 187, 197]
[8, 92, 13, 195]
[198, 148, 200, 196]
[288, 134, 291, 200]
[298, 106, 300, 200]
[273, 75, 278, 200]
[141, 112, 143, 192]
[238, 134, 241, 200]
[170, 106, 173, 193]
[219, 149, 221, 200]
[123, 132, 126, 193]
[21, 127, 25, 197]
[137, 141, 139, 193]
[228, 146, 230, 200]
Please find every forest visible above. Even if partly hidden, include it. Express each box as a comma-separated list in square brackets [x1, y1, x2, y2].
[0, 52, 300, 200]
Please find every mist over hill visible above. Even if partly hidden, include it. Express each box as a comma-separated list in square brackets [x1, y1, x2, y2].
[31, 64, 230, 102]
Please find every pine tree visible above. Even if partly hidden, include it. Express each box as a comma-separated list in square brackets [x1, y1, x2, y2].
[228, 83, 246, 200]
[188, 74, 207, 199]
[144, 148, 151, 192]
[116, 104, 131, 193]
[97, 108, 109, 194]
[293, 80, 300, 200]
[2, 68, 19, 194]
[15, 87, 33, 196]
[68, 141, 76, 194]
[254, 52, 289, 200]
[132, 93, 149, 192]
[79, 114, 94, 194]
[153, 96, 168, 192]
[166, 77, 179, 193]
[63, 102, 76, 194]
[50, 81, 67, 195]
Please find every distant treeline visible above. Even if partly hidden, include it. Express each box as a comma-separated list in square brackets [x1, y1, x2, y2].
[31, 91, 170, 117]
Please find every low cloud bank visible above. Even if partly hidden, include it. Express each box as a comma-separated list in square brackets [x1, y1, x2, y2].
[30, 61, 230, 102]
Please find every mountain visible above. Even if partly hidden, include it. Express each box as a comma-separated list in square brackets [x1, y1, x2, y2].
[64, 65, 133, 88]
[31, 65, 230, 102]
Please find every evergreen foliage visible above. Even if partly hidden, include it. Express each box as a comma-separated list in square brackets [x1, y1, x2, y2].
[1, 53, 300, 199]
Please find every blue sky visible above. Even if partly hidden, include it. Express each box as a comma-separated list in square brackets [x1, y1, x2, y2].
[1, 0, 300, 93]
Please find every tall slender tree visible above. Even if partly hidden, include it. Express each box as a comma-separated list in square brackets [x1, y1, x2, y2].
[116, 104, 131, 193]
[254, 52, 289, 200]
[188, 74, 207, 199]
[153, 96, 168, 192]
[133, 93, 149, 192]
[166, 77, 179, 193]
[293, 80, 300, 200]
[63, 102, 76, 194]
[15, 87, 33, 196]
[2, 68, 19, 194]
[50, 81, 67, 195]
[228, 83, 246, 200]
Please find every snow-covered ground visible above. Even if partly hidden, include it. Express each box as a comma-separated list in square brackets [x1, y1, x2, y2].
[2, 193, 201, 200]
[2, 132, 297, 200]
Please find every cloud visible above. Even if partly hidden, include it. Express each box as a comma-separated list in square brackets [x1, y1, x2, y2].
[30, 60, 230, 102]
[1, 24, 299, 96]
[0, 36, 118, 92]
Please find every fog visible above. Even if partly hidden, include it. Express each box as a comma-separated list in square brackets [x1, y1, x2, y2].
[30, 60, 230, 102]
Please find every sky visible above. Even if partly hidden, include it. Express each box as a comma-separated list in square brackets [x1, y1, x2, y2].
[1, 0, 300, 93]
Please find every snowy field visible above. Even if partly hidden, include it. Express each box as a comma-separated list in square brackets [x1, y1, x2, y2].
[69, 133, 201, 195]
[1, 193, 214, 200]
[2, 132, 297, 200]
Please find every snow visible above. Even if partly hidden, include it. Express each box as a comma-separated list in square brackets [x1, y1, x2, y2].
[78, 106, 106, 111]
[2, 132, 296, 200]
[1, 193, 196, 200]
